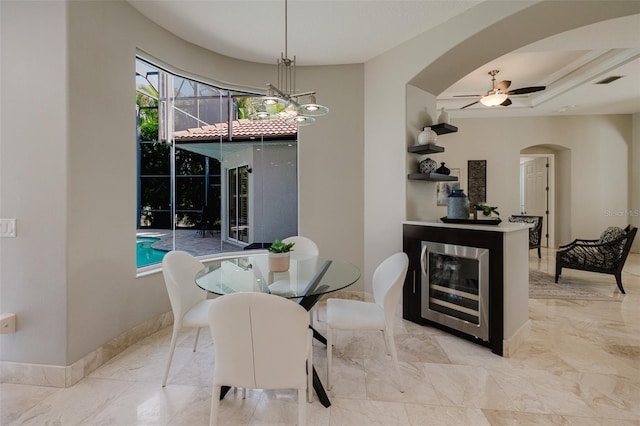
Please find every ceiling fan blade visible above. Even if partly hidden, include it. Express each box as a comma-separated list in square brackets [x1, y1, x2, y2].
[505, 86, 546, 95]
[460, 100, 479, 109]
[500, 98, 512, 107]
[453, 94, 482, 98]
[495, 80, 511, 91]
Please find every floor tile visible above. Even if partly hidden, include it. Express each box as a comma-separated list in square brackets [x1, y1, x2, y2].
[2, 249, 639, 425]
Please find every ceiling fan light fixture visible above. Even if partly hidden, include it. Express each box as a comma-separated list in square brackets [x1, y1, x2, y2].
[480, 92, 508, 107]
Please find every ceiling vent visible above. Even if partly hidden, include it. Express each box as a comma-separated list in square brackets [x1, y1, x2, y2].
[595, 76, 623, 85]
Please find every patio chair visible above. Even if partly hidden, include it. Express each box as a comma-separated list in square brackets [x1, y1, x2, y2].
[555, 225, 637, 294]
[508, 215, 543, 258]
[195, 204, 219, 238]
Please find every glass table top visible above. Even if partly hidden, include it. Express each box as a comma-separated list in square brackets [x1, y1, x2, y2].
[195, 252, 361, 298]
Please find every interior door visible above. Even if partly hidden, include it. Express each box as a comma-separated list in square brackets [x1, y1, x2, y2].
[523, 157, 546, 216]
[522, 156, 547, 247]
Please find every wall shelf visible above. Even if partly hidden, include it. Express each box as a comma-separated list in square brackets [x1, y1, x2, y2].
[430, 123, 458, 135]
[408, 173, 458, 181]
[407, 144, 444, 155]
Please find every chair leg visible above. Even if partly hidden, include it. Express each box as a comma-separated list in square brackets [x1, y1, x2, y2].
[210, 383, 221, 426]
[162, 324, 180, 387]
[537, 246, 541, 259]
[326, 326, 333, 390]
[298, 388, 306, 426]
[193, 327, 201, 352]
[386, 331, 404, 393]
[307, 333, 313, 403]
[381, 330, 391, 355]
[554, 265, 562, 283]
[615, 273, 626, 294]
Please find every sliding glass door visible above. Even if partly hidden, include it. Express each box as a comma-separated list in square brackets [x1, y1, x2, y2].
[227, 165, 249, 243]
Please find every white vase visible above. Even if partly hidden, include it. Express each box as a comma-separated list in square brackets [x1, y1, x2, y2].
[438, 107, 449, 124]
[417, 127, 437, 145]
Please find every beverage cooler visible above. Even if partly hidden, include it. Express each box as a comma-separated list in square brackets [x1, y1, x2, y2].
[420, 241, 489, 341]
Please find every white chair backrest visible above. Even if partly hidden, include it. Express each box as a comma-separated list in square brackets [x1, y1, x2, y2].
[283, 236, 319, 256]
[372, 252, 409, 328]
[162, 251, 207, 320]
[208, 292, 310, 390]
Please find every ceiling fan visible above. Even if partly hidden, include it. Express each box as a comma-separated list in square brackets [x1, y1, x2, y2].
[455, 70, 546, 109]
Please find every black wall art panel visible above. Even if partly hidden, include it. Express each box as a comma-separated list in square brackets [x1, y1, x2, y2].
[467, 160, 486, 206]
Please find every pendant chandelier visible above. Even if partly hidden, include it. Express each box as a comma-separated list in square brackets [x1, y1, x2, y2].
[249, 0, 329, 126]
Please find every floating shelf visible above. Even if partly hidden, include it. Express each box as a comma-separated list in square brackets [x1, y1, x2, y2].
[408, 173, 458, 181]
[407, 144, 444, 155]
[430, 123, 458, 135]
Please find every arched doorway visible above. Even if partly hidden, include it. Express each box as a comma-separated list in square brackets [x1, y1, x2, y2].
[520, 144, 572, 249]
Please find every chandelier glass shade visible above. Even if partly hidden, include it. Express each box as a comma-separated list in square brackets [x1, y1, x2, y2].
[250, 0, 328, 124]
[480, 92, 508, 107]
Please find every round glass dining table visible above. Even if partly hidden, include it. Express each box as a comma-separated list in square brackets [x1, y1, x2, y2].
[194, 251, 360, 408]
[195, 252, 361, 303]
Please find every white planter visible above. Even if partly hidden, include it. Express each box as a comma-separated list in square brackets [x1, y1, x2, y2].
[268, 252, 291, 272]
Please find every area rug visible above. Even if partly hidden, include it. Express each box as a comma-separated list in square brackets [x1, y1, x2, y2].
[529, 270, 622, 301]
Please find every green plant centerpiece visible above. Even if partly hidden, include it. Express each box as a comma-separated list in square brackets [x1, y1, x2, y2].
[267, 240, 295, 272]
[268, 240, 295, 253]
[472, 203, 500, 220]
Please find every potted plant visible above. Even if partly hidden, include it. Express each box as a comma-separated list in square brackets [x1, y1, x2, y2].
[267, 239, 295, 272]
[472, 203, 500, 220]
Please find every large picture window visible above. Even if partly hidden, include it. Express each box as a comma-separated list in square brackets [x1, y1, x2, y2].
[135, 57, 298, 269]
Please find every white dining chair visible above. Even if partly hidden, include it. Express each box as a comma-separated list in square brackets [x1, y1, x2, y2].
[208, 292, 312, 426]
[161, 250, 215, 387]
[326, 251, 408, 392]
[282, 235, 319, 258]
[282, 236, 321, 322]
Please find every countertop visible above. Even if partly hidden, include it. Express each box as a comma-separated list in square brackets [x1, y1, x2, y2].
[404, 220, 531, 233]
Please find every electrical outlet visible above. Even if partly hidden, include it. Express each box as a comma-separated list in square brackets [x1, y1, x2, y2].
[0, 219, 16, 238]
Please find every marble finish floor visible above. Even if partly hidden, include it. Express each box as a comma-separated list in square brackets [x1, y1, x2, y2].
[2, 249, 639, 425]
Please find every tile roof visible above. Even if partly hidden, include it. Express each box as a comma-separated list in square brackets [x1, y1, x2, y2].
[173, 118, 297, 141]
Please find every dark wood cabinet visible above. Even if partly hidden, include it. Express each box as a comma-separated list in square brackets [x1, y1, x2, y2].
[402, 223, 505, 356]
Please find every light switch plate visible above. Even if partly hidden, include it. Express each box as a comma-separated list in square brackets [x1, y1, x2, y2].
[0, 219, 17, 237]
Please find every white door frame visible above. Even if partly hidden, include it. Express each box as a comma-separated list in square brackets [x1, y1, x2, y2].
[520, 153, 555, 249]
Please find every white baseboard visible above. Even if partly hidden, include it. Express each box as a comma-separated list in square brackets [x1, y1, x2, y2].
[502, 319, 531, 358]
[1, 311, 173, 387]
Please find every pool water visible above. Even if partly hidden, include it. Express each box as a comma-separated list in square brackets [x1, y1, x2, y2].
[137, 237, 168, 268]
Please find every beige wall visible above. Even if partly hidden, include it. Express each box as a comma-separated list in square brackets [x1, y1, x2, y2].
[411, 115, 633, 246]
[0, 0, 69, 365]
[1, 0, 363, 366]
[632, 113, 640, 251]
[365, 1, 639, 291]
[1, 0, 637, 369]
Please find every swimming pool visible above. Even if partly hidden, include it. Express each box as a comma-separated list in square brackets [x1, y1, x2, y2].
[136, 236, 168, 268]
